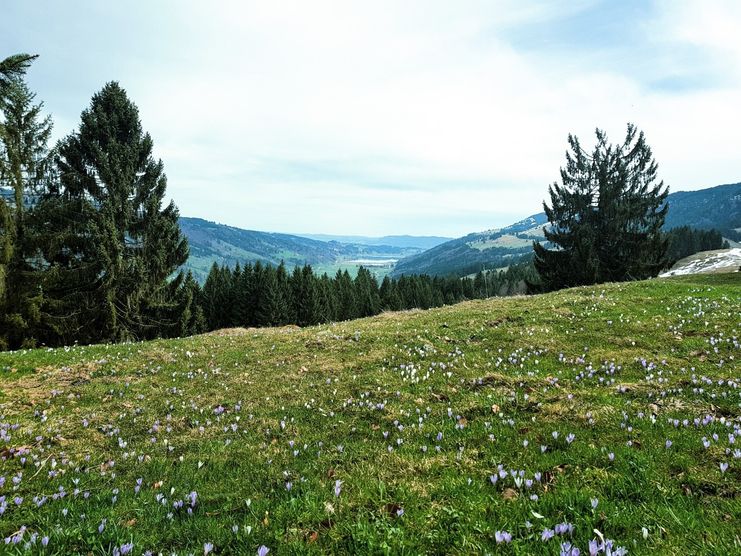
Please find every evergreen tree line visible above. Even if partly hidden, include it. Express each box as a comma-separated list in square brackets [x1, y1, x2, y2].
[664, 226, 729, 263]
[0, 54, 195, 350]
[193, 261, 538, 332]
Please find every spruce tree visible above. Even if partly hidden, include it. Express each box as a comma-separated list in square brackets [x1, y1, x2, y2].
[0, 54, 38, 93]
[317, 273, 338, 322]
[231, 263, 253, 327]
[176, 271, 206, 336]
[255, 264, 286, 326]
[292, 264, 321, 326]
[274, 262, 293, 325]
[52, 82, 188, 342]
[335, 270, 357, 320]
[379, 276, 401, 311]
[202, 263, 233, 330]
[0, 67, 53, 348]
[533, 124, 668, 291]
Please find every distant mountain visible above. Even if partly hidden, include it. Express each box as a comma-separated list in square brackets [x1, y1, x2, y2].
[663, 182, 741, 240]
[392, 182, 741, 277]
[391, 214, 548, 277]
[298, 234, 452, 250]
[179, 217, 422, 282]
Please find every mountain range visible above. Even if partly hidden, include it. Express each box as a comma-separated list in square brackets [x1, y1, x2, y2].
[180, 182, 740, 282]
[296, 234, 451, 250]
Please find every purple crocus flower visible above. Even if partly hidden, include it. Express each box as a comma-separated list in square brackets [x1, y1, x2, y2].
[204, 542, 214, 554]
[495, 530, 512, 543]
[554, 522, 574, 535]
[257, 546, 270, 556]
[542, 528, 555, 541]
[560, 541, 580, 556]
[720, 462, 729, 473]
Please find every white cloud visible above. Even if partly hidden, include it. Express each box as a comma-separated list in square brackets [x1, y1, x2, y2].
[4, 0, 740, 235]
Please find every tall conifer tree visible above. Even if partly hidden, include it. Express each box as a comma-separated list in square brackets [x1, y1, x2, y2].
[0, 58, 52, 348]
[533, 124, 668, 291]
[51, 82, 188, 342]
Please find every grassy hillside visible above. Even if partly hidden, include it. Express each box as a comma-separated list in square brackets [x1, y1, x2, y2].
[0, 275, 739, 554]
[393, 182, 741, 277]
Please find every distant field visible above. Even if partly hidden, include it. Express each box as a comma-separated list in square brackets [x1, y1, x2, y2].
[468, 234, 533, 250]
[0, 274, 739, 554]
[312, 260, 396, 280]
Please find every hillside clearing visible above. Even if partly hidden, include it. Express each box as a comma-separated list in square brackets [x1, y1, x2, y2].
[0, 275, 739, 554]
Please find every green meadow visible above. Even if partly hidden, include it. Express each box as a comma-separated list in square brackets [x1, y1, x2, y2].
[1, 274, 739, 555]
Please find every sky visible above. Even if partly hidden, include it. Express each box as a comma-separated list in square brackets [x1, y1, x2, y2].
[2, 0, 740, 237]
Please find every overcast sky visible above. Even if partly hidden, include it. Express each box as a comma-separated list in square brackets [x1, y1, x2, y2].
[2, 1, 740, 236]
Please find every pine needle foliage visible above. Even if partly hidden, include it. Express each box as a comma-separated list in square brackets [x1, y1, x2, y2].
[532, 124, 669, 292]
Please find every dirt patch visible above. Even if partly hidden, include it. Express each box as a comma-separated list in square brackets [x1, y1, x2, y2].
[204, 327, 251, 337]
[1, 361, 98, 406]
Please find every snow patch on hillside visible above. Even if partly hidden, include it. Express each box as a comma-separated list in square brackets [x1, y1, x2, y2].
[660, 248, 741, 277]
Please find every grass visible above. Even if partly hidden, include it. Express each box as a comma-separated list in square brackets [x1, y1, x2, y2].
[0, 274, 739, 555]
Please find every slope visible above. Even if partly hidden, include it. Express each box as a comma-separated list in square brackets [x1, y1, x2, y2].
[1, 274, 738, 554]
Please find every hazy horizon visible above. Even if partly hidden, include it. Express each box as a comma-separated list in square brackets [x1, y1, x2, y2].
[3, 0, 740, 236]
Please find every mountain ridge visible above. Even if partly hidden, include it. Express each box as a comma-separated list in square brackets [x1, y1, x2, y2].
[296, 233, 451, 250]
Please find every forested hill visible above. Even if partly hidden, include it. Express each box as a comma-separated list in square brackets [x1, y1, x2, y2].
[663, 182, 741, 239]
[179, 217, 423, 282]
[392, 182, 741, 277]
[391, 213, 548, 278]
